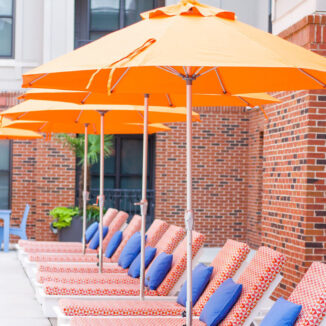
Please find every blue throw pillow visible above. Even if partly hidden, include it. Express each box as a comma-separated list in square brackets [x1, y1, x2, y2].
[88, 226, 109, 250]
[118, 232, 147, 269]
[145, 252, 173, 290]
[105, 230, 123, 258]
[84, 222, 98, 243]
[260, 297, 302, 326]
[200, 278, 242, 326]
[177, 263, 213, 307]
[128, 246, 157, 278]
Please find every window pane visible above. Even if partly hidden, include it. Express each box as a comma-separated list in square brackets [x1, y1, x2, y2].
[90, 0, 120, 32]
[0, 173, 9, 209]
[0, 141, 9, 170]
[0, 17, 12, 56]
[89, 31, 110, 41]
[90, 154, 115, 175]
[0, 0, 12, 16]
[124, 0, 154, 27]
[121, 139, 142, 174]
[90, 176, 115, 189]
[120, 176, 142, 189]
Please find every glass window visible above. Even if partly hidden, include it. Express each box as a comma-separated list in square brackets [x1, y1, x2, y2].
[0, 0, 14, 57]
[0, 140, 10, 209]
[124, 0, 155, 27]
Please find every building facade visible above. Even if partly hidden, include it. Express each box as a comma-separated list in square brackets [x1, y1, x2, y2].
[0, 0, 325, 298]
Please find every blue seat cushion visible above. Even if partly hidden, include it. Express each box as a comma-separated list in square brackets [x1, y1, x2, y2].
[177, 263, 213, 307]
[105, 230, 123, 258]
[260, 297, 302, 326]
[88, 226, 109, 250]
[128, 246, 157, 278]
[84, 222, 98, 243]
[118, 232, 147, 269]
[199, 278, 242, 326]
[145, 252, 173, 290]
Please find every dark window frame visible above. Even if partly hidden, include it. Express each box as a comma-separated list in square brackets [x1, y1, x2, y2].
[0, 0, 15, 58]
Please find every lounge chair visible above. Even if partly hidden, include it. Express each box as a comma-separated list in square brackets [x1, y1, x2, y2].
[22, 211, 129, 279]
[38, 231, 205, 317]
[19, 208, 121, 256]
[58, 246, 285, 326]
[36, 224, 185, 285]
[18, 208, 118, 251]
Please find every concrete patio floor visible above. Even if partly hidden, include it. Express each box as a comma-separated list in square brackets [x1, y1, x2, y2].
[0, 249, 51, 326]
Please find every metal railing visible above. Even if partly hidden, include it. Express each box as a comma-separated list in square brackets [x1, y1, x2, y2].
[89, 188, 155, 227]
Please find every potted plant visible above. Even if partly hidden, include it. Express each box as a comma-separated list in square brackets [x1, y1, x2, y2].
[50, 206, 80, 241]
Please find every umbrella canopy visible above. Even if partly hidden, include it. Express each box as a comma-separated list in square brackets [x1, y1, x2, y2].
[2, 119, 171, 135]
[0, 100, 200, 124]
[21, 2, 326, 95]
[20, 90, 280, 108]
[0, 119, 42, 140]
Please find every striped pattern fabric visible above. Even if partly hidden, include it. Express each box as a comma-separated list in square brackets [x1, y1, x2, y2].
[289, 262, 326, 326]
[37, 224, 185, 284]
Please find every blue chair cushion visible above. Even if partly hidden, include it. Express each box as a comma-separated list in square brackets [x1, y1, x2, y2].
[118, 232, 147, 269]
[128, 246, 157, 278]
[199, 278, 242, 326]
[145, 252, 173, 290]
[105, 230, 123, 258]
[260, 297, 302, 326]
[177, 263, 214, 307]
[88, 226, 109, 250]
[84, 222, 98, 243]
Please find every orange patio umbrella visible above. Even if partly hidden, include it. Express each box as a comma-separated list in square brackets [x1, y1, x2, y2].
[19, 1, 326, 322]
[0, 119, 42, 140]
[3, 116, 170, 255]
[1, 99, 199, 271]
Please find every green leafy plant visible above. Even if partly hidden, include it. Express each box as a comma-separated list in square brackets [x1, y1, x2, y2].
[86, 205, 107, 224]
[50, 207, 80, 230]
[56, 134, 114, 209]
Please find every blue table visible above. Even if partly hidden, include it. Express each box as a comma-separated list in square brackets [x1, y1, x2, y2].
[0, 210, 11, 252]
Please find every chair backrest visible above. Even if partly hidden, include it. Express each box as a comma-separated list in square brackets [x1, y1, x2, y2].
[289, 262, 326, 326]
[194, 239, 250, 315]
[97, 210, 129, 250]
[153, 231, 205, 296]
[110, 214, 142, 262]
[145, 219, 169, 247]
[103, 208, 118, 227]
[220, 246, 286, 326]
[20, 204, 30, 229]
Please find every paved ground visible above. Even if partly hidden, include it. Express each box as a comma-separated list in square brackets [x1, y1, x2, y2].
[0, 249, 51, 326]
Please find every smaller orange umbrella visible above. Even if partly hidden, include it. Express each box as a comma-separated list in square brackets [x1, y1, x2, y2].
[0, 119, 42, 140]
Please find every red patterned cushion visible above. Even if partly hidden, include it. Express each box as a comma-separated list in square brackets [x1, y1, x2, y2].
[193, 239, 250, 315]
[220, 246, 286, 326]
[144, 219, 169, 248]
[70, 317, 205, 326]
[289, 262, 326, 326]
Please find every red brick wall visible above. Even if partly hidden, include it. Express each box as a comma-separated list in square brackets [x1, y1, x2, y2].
[0, 92, 76, 241]
[155, 107, 249, 246]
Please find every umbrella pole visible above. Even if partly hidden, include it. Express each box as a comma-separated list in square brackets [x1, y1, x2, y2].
[82, 123, 89, 254]
[185, 68, 194, 326]
[98, 111, 106, 273]
[139, 94, 149, 300]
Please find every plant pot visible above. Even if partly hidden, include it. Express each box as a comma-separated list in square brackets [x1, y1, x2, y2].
[59, 216, 83, 242]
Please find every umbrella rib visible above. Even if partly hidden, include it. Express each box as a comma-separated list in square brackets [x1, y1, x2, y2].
[194, 66, 216, 78]
[237, 96, 251, 107]
[157, 66, 183, 77]
[81, 92, 92, 104]
[75, 111, 83, 123]
[17, 112, 27, 120]
[28, 73, 48, 86]
[166, 94, 173, 107]
[110, 67, 130, 93]
[166, 66, 180, 75]
[194, 66, 204, 76]
[298, 68, 326, 87]
[38, 122, 48, 132]
[215, 68, 227, 94]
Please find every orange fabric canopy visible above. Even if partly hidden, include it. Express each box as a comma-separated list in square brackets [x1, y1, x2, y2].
[20, 90, 280, 108]
[22, 0, 326, 95]
[0, 100, 200, 125]
[2, 119, 170, 135]
[0, 119, 42, 140]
